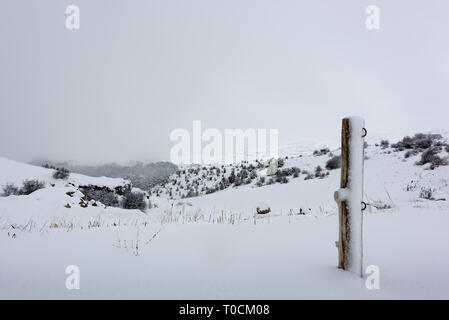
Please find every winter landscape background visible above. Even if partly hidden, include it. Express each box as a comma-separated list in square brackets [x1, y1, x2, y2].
[1, 1, 449, 299]
[1, 132, 449, 299]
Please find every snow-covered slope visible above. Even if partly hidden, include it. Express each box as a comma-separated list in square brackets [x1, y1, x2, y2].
[0, 157, 148, 225]
[149, 136, 449, 219]
[1, 133, 449, 299]
[0, 157, 129, 189]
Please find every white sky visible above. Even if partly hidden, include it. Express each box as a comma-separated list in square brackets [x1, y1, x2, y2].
[1, 0, 448, 164]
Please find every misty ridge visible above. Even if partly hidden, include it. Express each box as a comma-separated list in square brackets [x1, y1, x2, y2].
[29, 160, 178, 192]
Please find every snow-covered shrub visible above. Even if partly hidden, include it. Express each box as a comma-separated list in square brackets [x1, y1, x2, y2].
[19, 179, 45, 195]
[52, 167, 70, 180]
[404, 150, 419, 159]
[1, 180, 45, 196]
[1, 183, 20, 196]
[325, 155, 341, 170]
[114, 183, 132, 196]
[256, 160, 264, 169]
[81, 187, 119, 207]
[277, 158, 285, 167]
[313, 148, 330, 156]
[415, 138, 433, 150]
[380, 140, 389, 149]
[304, 171, 314, 180]
[275, 169, 286, 177]
[415, 146, 448, 169]
[394, 135, 420, 150]
[228, 170, 236, 184]
[275, 167, 300, 178]
[185, 189, 198, 198]
[219, 177, 230, 190]
[42, 163, 57, 169]
[392, 133, 443, 151]
[419, 188, 433, 200]
[122, 191, 146, 210]
[240, 169, 248, 179]
[234, 176, 242, 186]
[288, 167, 301, 178]
[314, 167, 328, 179]
[249, 170, 257, 179]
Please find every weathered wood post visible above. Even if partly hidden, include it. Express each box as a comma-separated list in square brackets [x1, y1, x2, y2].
[334, 117, 365, 277]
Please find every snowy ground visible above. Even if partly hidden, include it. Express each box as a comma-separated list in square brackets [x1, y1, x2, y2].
[0, 138, 448, 299]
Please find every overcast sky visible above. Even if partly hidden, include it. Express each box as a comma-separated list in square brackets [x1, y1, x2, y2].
[1, 0, 448, 164]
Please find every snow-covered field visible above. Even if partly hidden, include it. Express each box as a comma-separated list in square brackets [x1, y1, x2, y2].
[1, 137, 449, 299]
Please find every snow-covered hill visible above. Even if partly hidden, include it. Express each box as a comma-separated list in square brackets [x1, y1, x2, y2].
[0, 157, 131, 189]
[1, 133, 449, 299]
[0, 157, 149, 225]
[149, 133, 449, 219]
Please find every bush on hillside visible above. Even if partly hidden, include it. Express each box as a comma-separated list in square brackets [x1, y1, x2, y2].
[380, 140, 389, 149]
[81, 187, 119, 207]
[313, 148, 330, 156]
[1, 183, 20, 197]
[19, 179, 45, 195]
[391, 133, 443, 151]
[53, 167, 70, 180]
[122, 191, 146, 210]
[325, 155, 341, 170]
[416, 146, 448, 169]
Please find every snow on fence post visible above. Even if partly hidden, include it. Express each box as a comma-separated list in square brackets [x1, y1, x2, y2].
[334, 117, 366, 277]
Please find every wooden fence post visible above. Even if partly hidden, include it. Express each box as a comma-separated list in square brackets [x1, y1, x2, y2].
[334, 117, 365, 277]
